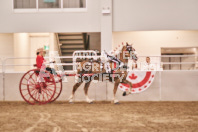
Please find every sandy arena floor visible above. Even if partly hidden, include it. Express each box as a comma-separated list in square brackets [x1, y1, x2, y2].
[0, 101, 198, 132]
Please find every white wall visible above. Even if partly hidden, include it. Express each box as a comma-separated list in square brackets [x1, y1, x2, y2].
[0, 34, 14, 58]
[2, 0, 198, 53]
[2, 71, 198, 101]
[113, 31, 198, 56]
[14, 33, 30, 71]
[0, 0, 101, 33]
[101, 0, 112, 52]
[2, 0, 198, 33]
[161, 71, 198, 101]
[0, 33, 14, 72]
[113, 0, 198, 31]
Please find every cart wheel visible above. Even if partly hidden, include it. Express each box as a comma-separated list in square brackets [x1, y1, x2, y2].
[50, 76, 62, 103]
[27, 70, 56, 105]
[19, 69, 37, 105]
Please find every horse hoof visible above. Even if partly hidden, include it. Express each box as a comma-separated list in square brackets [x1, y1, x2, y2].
[113, 99, 119, 104]
[69, 101, 74, 104]
[88, 100, 94, 104]
[123, 91, 127, 96]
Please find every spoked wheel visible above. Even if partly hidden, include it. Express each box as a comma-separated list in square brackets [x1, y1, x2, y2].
[50, 76, 62, 103]
[19, 69, 38, 105]
[27, 70, 56, 105]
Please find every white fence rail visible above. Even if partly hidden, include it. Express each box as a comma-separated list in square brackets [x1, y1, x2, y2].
[1, 55, 198, 72]
[0, 55, 198, 101]
[1, 71, 198, 101]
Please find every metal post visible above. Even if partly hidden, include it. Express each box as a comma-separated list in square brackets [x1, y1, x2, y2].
[159, 70, 162, 101]
[159, 57, 162, 101]
[106, 81, 108, 101]
[0, 58, 3, 101]
[2, 58, 6, 101]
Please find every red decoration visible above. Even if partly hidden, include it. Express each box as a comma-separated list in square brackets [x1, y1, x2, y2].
[129, 73, 138, 80]
[119, 71, 156, 93]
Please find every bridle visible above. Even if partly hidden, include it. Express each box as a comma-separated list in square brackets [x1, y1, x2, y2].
[125, 45, 138, 61]
[126, 45, 133, 52]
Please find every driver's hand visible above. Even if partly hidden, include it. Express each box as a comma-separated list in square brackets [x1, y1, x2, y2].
[50, 61, 56, 63]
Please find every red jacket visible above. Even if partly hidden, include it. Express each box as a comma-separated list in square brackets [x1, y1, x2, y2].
[36, 55, 45, 69]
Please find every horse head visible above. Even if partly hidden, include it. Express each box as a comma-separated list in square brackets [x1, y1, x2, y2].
[121, 42, 138, 62]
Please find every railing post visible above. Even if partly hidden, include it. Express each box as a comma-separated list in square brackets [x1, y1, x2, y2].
[0, 58, 4, 100]
[87, 35, 90, 50]
[2, 58, 6, 101]
[159, 56, 162, 101]
[55, 33, 62, 57]
[82, 33, 87, 50]
[80, 0, 83, 8]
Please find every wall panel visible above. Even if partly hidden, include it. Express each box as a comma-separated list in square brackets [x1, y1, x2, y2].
[0, 0, 101, 33]
[113, 0, 198, 31]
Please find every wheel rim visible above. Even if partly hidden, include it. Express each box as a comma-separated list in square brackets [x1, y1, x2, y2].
[27, 70, 56, 104]
[19, 69, 37, 105]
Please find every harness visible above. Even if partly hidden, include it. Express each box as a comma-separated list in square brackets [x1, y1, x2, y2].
[103, 51, 128, 78]
[125, 45, 138, 60]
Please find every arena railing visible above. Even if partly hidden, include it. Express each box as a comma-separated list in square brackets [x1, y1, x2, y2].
[1, 55, 198, 73]
[1, 50, 98, 74]
[1, 55, 198, 101]
[1, 54, 99, 101]
[134, 55, 198, 71]
[2, 57, 73, 73]
[1, 56, 74, 101]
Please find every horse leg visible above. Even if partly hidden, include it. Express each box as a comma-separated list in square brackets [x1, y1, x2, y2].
[84, 81, 93, 103]
[122, 80, 132, 96]
[69, 81, 83, 103]
[113, 81, 120, 104]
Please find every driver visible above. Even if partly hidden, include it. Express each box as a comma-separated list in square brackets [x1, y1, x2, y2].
[36, 48, 59, 82]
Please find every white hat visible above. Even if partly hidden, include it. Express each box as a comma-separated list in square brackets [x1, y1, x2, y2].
[36, 48, 46, 53]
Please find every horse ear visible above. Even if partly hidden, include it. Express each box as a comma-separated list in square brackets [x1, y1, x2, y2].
[126, 42, 129, 46]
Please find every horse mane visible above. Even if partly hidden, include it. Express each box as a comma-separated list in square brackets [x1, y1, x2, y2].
[114, 45, 127, 63]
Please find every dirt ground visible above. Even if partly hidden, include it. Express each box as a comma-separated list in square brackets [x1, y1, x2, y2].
[0, 101, 198, 132]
